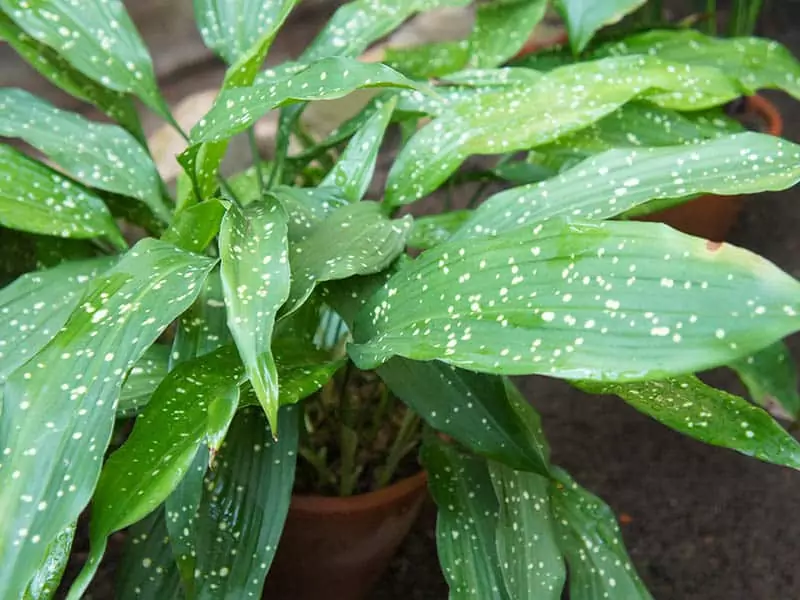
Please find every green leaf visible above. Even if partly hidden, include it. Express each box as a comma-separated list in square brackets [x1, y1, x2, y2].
[68, 346, 244, 598]
[577, 376, 800, 469]
[162, 199, 226, 254]
[24, 523, 75, 600]
[349, 219, 800, 379]
[0, 0, 170, 120]
[421, 436, 511, 600]
[270, 185, 349, 241]
[0, 239, 215, 599]
[283, 201, 412, 316]
[0, 256, 116, 384]
[731, 342, 800, 420]
[488, 463, 566, 600]
[117, 344, 171, 418]
[385, 55, 741, 206]
[379, 361, 551, 473]
[555, 0, 646, 53]
[321, 96, 397, 201]
[469, 0, 548, 69]
[272, 339, 345, 406]
[597, 29, 800, 100]
[385, 41, 471, 79]
[0, 13, 143, 137]
[549, 468, 652, 599]
[0, 89, 170, 222]
[408, 210, 472, 250]
[0, 145, 124, 247]
[193, 406, 298, 597]
[219, 198, 290, 432]
[301, 0, 471, 61]
[194, 0, 298, 65]
[456, 132, 800, 239]
[189, 58, 424, 144]
[116, 508, 183, 600]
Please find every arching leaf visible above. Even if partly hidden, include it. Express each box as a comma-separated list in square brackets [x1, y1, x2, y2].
[555, 0, 646, 53]
[117, 344, 171, 418]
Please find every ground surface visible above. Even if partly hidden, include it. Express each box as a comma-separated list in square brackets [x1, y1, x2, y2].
[4, 1, 800, 599]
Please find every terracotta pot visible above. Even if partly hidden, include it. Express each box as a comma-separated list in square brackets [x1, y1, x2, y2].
[263, 470, 428, 600]
[637, 94, 784, 241]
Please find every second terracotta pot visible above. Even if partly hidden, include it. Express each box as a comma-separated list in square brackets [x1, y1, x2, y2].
[263, 470, 428, 600]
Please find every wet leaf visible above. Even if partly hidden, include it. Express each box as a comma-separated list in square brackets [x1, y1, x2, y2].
[189, 58, 424, 144]
[0, 145, 124, 247]
[116, 508, 183, 600]
[0, 256, 116, 384]
[219, 198, 290, 432]
[0, 239, 215, 599]
[0, 89, 170, 222]
[385, 55, 741, 206]
[68, 347, 244, 598]
[456, 132, 800, 238]
[489, 463, 566, 600]
[162, 199, 227, 254]
[283, 201, 412, 316]
[321, 96, 397, 201]
[0, 0, 170, 119]
[731, 342, 800, 420]
[555, 0, 646, 53]
[421, 436, 511, 600]
[192, 406, 298, 597]
[24, 523, 75, 600]
[578, 376, 800, 469]
[349, 219, 800, 380]
[408, 210, 472, 250]
[117, 344, 171, 418]
[597, 29, 800, 100]
[549, 468, 652, 599]
[0, 12, 142, 137]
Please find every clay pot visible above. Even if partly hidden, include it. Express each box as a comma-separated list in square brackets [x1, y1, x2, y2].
[637, 94, 784, 241]
[263, 470, 428, 600]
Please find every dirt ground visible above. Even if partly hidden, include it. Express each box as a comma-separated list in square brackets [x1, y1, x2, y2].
[5, 1, 800, 599]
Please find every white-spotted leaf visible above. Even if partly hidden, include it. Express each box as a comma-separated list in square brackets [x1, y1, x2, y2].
[408, 210, 472, 250]
[0, 0, 170, 119]
[162, 199, 227, 254]
[456, 132, 800, 239]
[555, 0, 646, 53]
[0, 89, 170, 222]
[0, 145, 125, 248]
[24, 523, 75, 600]
[219, 198, 290, 432]
[270, 185, 348, 242]
[117, 343, 171, 418]
[576, 376, 800, 469]
[349, 219, 800, 380]
[468, 0, 548, 69]
[0, 239, 215, 599]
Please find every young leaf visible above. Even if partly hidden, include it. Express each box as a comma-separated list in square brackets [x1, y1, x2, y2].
[0, 145, 125, 247]
[24, 523, 75, 600]
[421, 436, 511, 600]
[409, 210, 472, 250]
[162, 199, 227, 254]
[549, 468, 652, 599]
[0, 239, 215, 599]
[0, 0, 171, 120]
[456, 132, 800, 239]
[189, 58, 424, 143]
[320, 95, 397, 201]
[488, 463, 566, 600]
[0, 13, 143, 138]
[385, 55, 741, 206]
[730, 342, 800, 420]
[193, 406, 298, 597]
[116, 508, 184, 600]
[576, 376, 800, 469]
[219, 198, 290, 432]
[555, 0, 646, 53]
[301, 0, 471, 61]
[0, 89, 170, 222]
[598, 29, 800, 100]
[117, 343, 171, 418]
[0, 256, 116, 384]
[283, 201, 412, 316]
[349, 219, 800, 380]
[67, 346, 244, 598]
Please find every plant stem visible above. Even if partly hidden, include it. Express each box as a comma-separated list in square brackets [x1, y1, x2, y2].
[375, 408, 421, 490]
[337, 364, 359, 497]
[705, 0, 717, 35]
[247, 128, 265, 195]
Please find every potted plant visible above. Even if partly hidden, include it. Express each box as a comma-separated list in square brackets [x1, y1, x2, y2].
[2, 1, 800, 599]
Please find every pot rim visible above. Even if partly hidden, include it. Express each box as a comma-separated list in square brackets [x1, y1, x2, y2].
[289, 469, 428, 515]
[743, 94, 783, 137]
